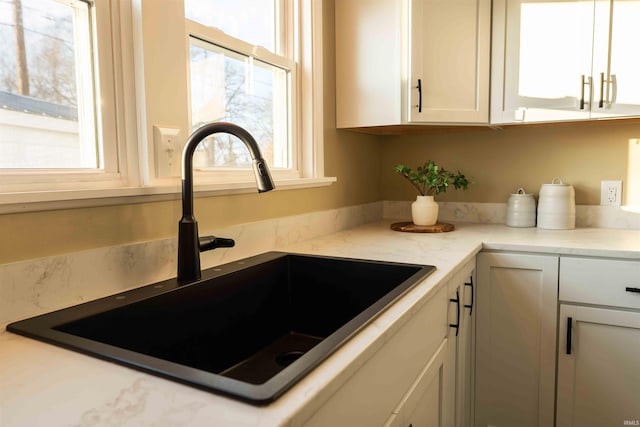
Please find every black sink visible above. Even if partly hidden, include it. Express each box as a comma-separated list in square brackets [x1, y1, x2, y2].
[7, 252, 435, 404]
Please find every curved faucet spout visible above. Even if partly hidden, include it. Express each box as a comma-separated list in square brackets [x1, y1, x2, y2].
[178, 122, 275, 284]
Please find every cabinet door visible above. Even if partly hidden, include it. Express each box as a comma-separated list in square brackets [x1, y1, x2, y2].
[385, 339, 450, 427]
[408, 0, 490, 123]
[491, 0, 595, 123]
[593, 0, 640, 118]
[557, 305, 640, 427]
[475, 252, 558, 427]
[335, 0, 404, 128]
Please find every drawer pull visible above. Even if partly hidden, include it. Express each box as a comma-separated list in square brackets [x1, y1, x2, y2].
[566, 317, 573, 355]
[464, 277, 474, 314]
[626, 287, 640, 293]
[450, 290, 460, 337]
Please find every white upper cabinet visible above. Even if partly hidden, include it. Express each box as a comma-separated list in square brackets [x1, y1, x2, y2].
[408, 0, 491, 124]
[603, 0, 640, 117]
[491, 0, 640, 124]
[335, 0, 491, 128]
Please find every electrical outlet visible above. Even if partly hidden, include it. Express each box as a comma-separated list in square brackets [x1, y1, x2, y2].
[601, 180, 622, 206]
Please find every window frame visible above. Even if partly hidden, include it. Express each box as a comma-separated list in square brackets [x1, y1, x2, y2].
[0, 0, 332, 213]
[185, 19, 301, 183]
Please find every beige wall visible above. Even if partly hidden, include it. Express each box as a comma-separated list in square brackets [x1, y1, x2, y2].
[380, 121, 640, 205]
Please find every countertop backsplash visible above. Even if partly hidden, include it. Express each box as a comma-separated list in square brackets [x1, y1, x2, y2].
[0, 202, 382, 328]
[383, 201, 640, 229]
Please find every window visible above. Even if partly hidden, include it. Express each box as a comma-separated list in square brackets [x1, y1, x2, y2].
[0, 0, 98, 168]
[0, 0, 101, 169]
[0, 0, 329, 210]
[188, 38, 291, 170]
[0, 0, 134, 197]
[184, 0, 301, 181]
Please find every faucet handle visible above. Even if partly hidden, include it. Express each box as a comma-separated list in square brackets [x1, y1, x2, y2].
[199, 236, 235, 252]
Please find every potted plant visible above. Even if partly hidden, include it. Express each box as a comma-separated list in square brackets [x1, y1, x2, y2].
[394, 161, 470, 226]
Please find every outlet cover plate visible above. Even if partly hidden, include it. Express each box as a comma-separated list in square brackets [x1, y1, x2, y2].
[600, 180, 622, 206]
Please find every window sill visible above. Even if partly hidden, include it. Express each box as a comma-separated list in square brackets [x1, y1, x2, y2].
[0, 177, 337, 214]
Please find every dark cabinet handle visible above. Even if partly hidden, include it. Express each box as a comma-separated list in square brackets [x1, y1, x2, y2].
[566, 317, 573, 355]
[579, 75, 588, 110]
[416, 79, 422, 113]
[450, 290, 460, 337]
[626, 287, 640, 293]
[464, 277, 474, 315]
[598, 72, 605, 108]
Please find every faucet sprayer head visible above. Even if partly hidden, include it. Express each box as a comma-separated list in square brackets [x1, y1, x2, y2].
[253, 159, 275, 193]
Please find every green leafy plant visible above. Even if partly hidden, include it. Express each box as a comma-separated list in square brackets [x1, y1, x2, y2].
[394, 161, 470, 196]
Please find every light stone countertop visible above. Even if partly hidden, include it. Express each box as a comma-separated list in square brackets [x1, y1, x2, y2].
[2, 220, 640, 427]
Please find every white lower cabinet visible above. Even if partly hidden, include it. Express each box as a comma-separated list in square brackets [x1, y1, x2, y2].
[556, 305, 640, 427]
[301, 260, 477, 427]
[556, 257, 640, 427]
[384, 338, 450, 427]
[475, 252, 558, 427]
[301, 284, 449, 426]
[384, 260, 475, 427]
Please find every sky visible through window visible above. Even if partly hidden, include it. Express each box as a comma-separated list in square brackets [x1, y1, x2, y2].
[185, 0, 276, 52]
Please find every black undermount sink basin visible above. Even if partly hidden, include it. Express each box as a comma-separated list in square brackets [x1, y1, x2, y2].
[7, 252, 435, 404]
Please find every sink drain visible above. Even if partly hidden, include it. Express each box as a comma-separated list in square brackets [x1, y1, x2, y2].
[275, 350, 305, 367]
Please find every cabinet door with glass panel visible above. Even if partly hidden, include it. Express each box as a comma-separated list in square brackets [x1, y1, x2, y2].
[491, 0, 640, 124]
[598, 0, 640, 118]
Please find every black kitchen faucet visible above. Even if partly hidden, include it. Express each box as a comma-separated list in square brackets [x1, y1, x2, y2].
[177, 122, 275, 284]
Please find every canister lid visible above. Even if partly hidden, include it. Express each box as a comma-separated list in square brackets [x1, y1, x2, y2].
[541, 177, 570, 186]
[510, 187, 534, 196]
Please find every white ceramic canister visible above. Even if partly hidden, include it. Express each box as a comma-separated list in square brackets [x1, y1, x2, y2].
[506, 188, 536, 227]
[537, 178, 575, 230]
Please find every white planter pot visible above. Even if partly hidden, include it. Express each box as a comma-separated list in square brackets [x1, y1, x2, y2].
[411, 195, 439, 226]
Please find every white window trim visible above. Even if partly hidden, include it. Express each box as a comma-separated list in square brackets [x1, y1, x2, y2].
[0, 0, 334, 214]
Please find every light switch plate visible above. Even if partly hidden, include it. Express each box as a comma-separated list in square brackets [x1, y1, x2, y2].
[153, 126, 181, 177]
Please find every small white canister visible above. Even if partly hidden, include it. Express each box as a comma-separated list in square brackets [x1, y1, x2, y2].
[506, 188, 536, 228]
[537, 178, 576, 230]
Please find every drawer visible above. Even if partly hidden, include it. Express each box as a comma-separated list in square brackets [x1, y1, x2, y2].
[559, 257, 640, 310]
